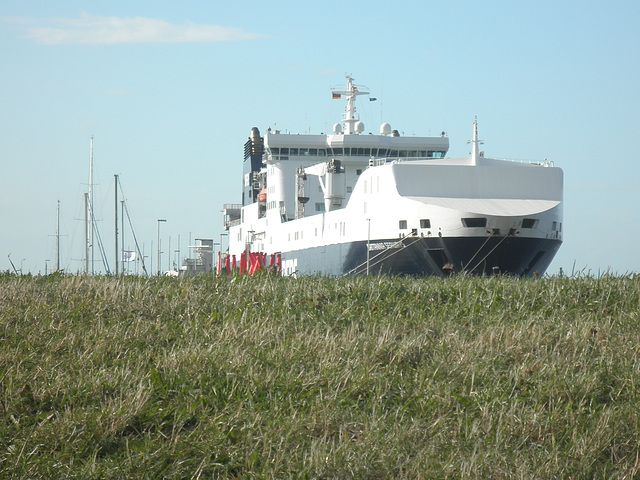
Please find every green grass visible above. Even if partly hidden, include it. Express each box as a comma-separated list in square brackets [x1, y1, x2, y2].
[1, 272, 640, 478]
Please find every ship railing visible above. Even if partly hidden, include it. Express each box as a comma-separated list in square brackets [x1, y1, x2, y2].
[225, 219, 242, 229]
[491, 157, 554, 166]
[368, 156, 554, 167]
[223, 203, 243, 211]
[223, 203, 243, 230]
[367, 156, 439, 167]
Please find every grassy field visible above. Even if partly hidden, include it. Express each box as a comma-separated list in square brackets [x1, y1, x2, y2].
[1, 272, 639, 479]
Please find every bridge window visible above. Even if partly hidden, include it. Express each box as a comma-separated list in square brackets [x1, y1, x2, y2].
[399, 220, 407, 229]
[420, 219, 431, 228]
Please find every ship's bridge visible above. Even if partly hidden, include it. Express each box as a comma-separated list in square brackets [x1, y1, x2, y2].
[263, 131, 449, 163]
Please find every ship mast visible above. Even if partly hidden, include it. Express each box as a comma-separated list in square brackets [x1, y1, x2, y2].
[332, 75, 370, 135]
[469, 117, 483, 166]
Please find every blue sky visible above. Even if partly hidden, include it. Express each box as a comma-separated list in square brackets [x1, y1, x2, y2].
[1, 1, 639, 275]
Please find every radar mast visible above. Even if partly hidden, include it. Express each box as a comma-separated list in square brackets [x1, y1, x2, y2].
[331, 75, 370, 135]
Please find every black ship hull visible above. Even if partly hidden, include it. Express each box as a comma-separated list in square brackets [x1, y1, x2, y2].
[281, 235, 562, 277]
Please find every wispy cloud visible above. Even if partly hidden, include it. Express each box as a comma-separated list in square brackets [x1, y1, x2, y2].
[3, 14, 266, 45]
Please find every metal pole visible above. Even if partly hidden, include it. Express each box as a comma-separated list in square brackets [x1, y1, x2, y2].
[177, 234, 181, 271]
[219, 233, 228, 272]
[89, 136, 94, 275]
[84, 193, 89, 274]
[56, 200, 60, 272]
[157, 219, 166, 275]
[121, 201, 125, 274]
[366, 218, 371, 275]
[114, 175, 118, 276]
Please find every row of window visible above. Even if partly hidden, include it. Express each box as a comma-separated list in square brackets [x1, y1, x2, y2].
[397, 218, 547, 230]
[268, 147, 446, 159]
[399, 219, 432, 229]
[459, 218, 544, 229]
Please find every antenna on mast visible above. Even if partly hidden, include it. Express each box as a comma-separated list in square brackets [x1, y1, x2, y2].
[331, 75, 370, 135]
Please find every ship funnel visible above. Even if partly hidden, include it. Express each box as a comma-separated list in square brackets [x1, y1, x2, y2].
[250, 127, 260, 142]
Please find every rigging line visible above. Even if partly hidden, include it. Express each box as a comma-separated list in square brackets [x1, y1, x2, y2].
[467, 233, 512, 275]
[344, 236, 423, 276]
[364, 236, 423, 271]
[359, 236, 424, 274]
[343, 240, 404, 276]
[342, 240, 403, 276]
[462, 231, 495, 271]
[123, 200, 148, 277]
[118, 178, 149, 277]
[90, 207, 111, 274]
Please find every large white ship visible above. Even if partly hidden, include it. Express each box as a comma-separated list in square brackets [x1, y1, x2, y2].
[222, 76, 563, 277]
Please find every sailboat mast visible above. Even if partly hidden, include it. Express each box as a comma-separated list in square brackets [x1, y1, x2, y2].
[84, 192, 89, 274]
[115, 174, 118, 276]
[56, 200, 60, 272]
[89, 136, 94, 274]
[121, 200, 125, 274]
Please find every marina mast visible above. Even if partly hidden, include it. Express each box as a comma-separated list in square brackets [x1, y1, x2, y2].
[56, 200, 60, 272]
[114, 174, 118, 275]
[89, 136, 94, 274]
[84, 192, 89, 274]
